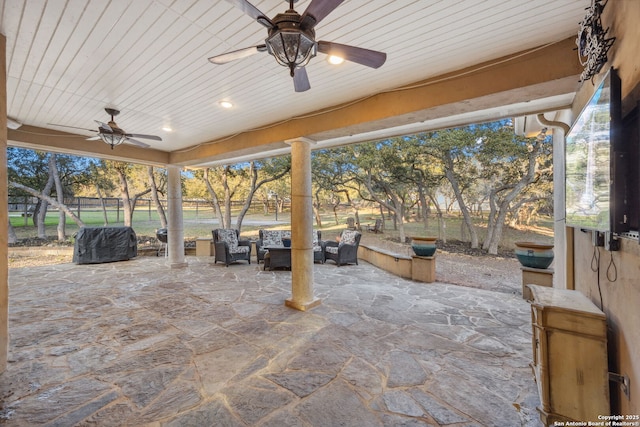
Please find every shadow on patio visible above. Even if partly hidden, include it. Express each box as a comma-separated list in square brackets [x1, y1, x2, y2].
[2, 256, 540, 426]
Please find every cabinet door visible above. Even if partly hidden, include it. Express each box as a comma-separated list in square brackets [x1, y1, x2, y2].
[546, 329, 609, 421]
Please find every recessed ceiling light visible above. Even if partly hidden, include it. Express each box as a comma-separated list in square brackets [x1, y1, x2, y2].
[328, 55, 344, 65]
[162, 126, 173, 132]
[219, 100, 233, 109]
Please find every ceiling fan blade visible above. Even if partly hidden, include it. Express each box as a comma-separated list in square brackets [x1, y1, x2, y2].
[225, 0, 273, 28]
[125, 138, 151, 148]
[208, 45, 267, 65]
[86, 136, 101, 141]
[293, 67, 311, 92]
[318, 41, 387, 68]
[95, 120, 113, 132]
[301, 0, 345, 29]
[126, 133, 162, 141]
[47, 123, 96, 133]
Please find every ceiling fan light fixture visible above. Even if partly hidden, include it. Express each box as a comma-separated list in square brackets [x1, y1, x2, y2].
[219, 100, 234, 109]
[99, 133, 126, 149]
[266, 11, 316, 76]
[267, 30, 316, 71]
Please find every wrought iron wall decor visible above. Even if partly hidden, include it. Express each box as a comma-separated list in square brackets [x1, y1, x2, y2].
[576, 0, 615, 83]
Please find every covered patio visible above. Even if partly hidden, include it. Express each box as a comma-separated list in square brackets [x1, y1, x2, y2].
[3, 256, 537, 426]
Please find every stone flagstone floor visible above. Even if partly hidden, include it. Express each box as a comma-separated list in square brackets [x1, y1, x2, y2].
[1, 256, 541, 426]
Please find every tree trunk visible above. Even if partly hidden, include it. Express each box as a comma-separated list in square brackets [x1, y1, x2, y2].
[96, 185, 109, 225]
[50, 154, 66, 240]
[362, 176, 407, 242]
[484, 139, 544, 254]
[418, 185, 429, 231]
[221, 167, 232, 228]
[118, 172, 132, 227]
[116, 167, 134, 227]
[148, 166, 167, 228]
[444, 162, 478, 248]
[8, 220, 17, 244]
[9, 182, 85, 227]
[313, 190, 323, 228]
[485, 183, 532, 254]
[429, 194, 446, 243]
[487, 203, 511, 255]
[482, 191, 498, 250]
[235, 163, 258, 231]
[203, 168, 223, 227]
[235, 161, 290, 231]
[396, 204, 407, 243]
[37, 168, 55, 238]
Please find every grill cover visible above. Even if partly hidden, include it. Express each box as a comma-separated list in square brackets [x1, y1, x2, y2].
[73, 226, 138, 264]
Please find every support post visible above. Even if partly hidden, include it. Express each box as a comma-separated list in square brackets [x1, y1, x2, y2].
[0, 34, 9, 372]
[167, 166, 187, 268]
[285, 137, 321, 311]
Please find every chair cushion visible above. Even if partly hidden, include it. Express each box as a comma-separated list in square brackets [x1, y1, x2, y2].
[312, 231, 322, 252]
[326, 246, 339, 254]
[340, 230, 358, 246]
[231, 245, 250, 254]
[218, 229, 239, 252]
[262, 230, 283, 247]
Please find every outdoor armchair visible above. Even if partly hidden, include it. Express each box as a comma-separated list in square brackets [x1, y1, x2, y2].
[212, 229, 251, 266]
[324, 229, 361, 266]
[366, 218, 383, 234]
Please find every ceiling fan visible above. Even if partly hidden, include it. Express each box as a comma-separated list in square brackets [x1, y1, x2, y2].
[49, 108, 162, 149]
[208, 0, 387, 92]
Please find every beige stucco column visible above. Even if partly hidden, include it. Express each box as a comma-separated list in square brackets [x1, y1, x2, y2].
[285, 137, 321, 311]
[0, 34, 8, 372]
[167, 165, 187, 269]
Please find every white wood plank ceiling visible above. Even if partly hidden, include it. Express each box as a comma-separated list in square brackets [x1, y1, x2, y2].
[2, 0, 588, 158]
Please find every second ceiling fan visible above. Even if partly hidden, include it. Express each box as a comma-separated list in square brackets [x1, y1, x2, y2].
[209, 0, 387, 92]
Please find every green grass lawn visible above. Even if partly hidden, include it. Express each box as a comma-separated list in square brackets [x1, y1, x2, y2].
[10, 207, 553, 252]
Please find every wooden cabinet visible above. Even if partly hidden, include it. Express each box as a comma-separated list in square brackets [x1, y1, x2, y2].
[527, 285, 610, 426]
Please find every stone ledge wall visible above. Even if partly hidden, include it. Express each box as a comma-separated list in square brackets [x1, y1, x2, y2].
[358, 244, 414, 280]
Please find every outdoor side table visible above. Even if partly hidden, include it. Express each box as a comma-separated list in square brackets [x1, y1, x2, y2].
[263, 247, 291, 270]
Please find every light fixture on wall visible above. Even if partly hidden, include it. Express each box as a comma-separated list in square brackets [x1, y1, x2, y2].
[576, 0, 615, 83]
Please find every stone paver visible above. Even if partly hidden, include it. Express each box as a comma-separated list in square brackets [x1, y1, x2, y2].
[1, 256, 542, 426]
